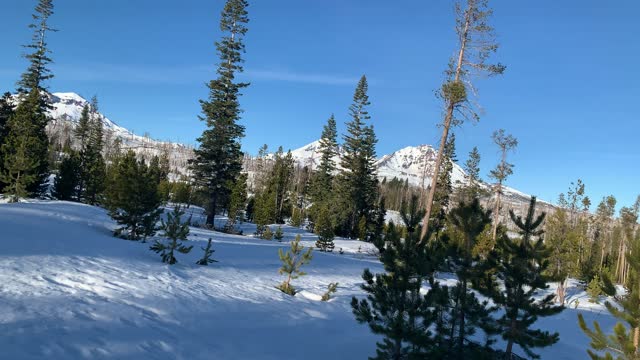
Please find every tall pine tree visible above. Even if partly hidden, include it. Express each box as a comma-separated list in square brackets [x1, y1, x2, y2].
[310, 114, 338, 207]
[190, 0, 249, 226]
[484, 197, 563, 359]
[10, 0, 57, 195]
[336, 75, 379, 238]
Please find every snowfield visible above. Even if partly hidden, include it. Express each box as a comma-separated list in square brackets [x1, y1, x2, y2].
[0, 201, 619, 359]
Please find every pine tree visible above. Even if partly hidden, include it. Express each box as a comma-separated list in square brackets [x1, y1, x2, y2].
[225, 172, 248, 230]
[430, 132, 457, 237]
[82, 99, 106, 204]
[172, 181, 193, 205]
[150, 206, 193, 264]
[196, 238, 217, 265]
[12, 0, 57, 195]
[262, 226, 274, 240]
[315, 205, 335, 251]
[421, 0, 505, 241]
[586, 275, 603, 303]
[17, 0, 56, 94]
[106, 151, 162, 240]
[53, 150, 80, 201]
[336, 75, 379, 238]
[321, 282, 339, 301]
[277, 234, 313, 295]
[0, 92, 13, 190]
[190, 0, 249, 227]
[579, 207, 640, 359]
[545, 207, 580, 304]
[1, 133, 38, 202]
[488, 129, 518, 242]
[253, 147, 294, 227]
[461, 146, 484, 202]
[442, 198, 498, 358]
[1, 89, 48, 197]
[484, 197, 563, 359]
[274, 226, 284, 241]
[75, 105, 91, 148]
[352, 195, 442, 359]
[311, 114, 338, 205]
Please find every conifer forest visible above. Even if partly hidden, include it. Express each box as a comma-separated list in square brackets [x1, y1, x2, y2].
[0, 1, 638, 359]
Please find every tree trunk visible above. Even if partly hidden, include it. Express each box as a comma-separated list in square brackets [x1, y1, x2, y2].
[206, 196, 217, 227]
[419, 5, 471, 244]
[557, 279, 565, 305]
[491, 181, 503, 242]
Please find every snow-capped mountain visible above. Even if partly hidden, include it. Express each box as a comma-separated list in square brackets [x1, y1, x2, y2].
[46, 92, 193, 176]
[286, 140, 555, 215]
[45, 93, 553, 212]
[286, 140, 466, 189]
[376, 144, 466, 187]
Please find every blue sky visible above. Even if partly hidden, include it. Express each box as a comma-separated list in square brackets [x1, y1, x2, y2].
[1, 0, 638, 209]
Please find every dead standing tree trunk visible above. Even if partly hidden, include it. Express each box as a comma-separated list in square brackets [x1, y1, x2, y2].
[419, 0, 505, 243]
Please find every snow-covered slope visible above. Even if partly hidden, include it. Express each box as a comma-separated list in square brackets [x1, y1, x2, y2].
[46, 92, 193, 176]
[0, 200, 617, 359]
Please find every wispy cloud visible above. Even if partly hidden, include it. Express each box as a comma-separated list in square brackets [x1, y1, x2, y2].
[243, 69, 360, 86]
[52, 63, 212, 85]
[3, 62, 362, 87]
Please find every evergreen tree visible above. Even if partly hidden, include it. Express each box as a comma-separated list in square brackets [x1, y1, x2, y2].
[1, 89, 49, 197]
[262, 226, 273, 240]
[0, 92, 13, 190]
[17, 0, 56, 94]
[253, 147, 294, 227]
[53, 150, 80, 201]
[106, 151, 162, 240]
[441, 198, 498, 358]
[352, 195, 442, 359]
[150, 206, 193, 264]
[190, 0, 249, 227]
[430, 132, 457, 237]
[172, 181, 193, 205]
[461, 146, 484, 202]
[311, 114, 338, 205]
[336, 75, 379, 238]
[488, 129, 518, 242]
[277, 234, 313, 295]
[274, 226, 284, 241]
[545, 207, 580, 304]
[225, 172, 248, 230]
[421, 0, 505, 241]
[81, 100, 106, 205]
[1, 133, 38, 202]
[196, 238, 217, 265]
[580, 207, 640, 359]
[484, 197, 563, 359]
[75, 105, 91, 148]
[321, 282, 339, 302]
[315, 205, 335, 252]
[11, 0, 57, 195]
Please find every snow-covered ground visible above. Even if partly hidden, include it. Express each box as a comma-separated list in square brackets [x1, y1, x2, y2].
[0, 201, 619, 359]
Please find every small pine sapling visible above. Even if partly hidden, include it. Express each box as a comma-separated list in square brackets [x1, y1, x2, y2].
[277, 234, 313, 295]
[150, 206, 193, 264]
[321, 282, 339, 301]
[262, 226, 274, 240]
[274, 226, 284, 241]
[196, 238, 217, 265]
[586, 275, 603, 303]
